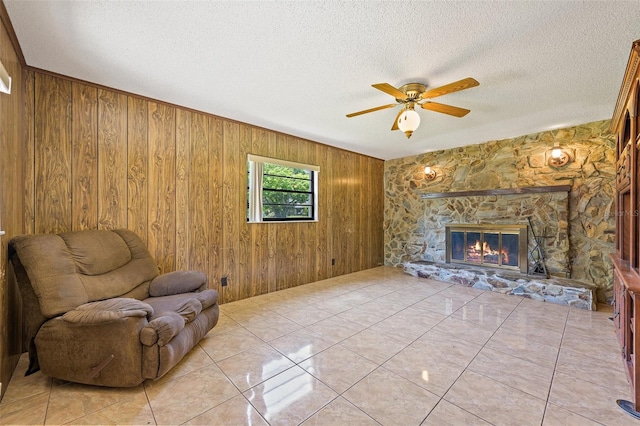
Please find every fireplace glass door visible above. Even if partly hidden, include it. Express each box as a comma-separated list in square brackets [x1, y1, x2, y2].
[446, 224, 528, 273]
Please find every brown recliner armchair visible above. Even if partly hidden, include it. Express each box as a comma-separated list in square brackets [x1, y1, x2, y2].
[9, 228, 219, 387]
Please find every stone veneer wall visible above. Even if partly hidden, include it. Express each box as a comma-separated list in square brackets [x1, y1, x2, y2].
[384, 120, 616, 301]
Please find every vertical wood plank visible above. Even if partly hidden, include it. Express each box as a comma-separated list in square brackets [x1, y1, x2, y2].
[148, 102, 176, 273]
[23, 69, 35, 234]
[71, 83, 98, 230]
[356, 155, 366, 270]
[97, 90, 128, 230]
[327, 148, 337, 278]
[335, 150, 349, 276]
[373, 159, 385, 265]
[175, 109, 190, 271]
[238, 124, 252, 299]
[208, 117, 224, 294]
[347, 151, 357, 273]
[34, 73, 72, 234]
[315, 143, 329, 281]
[364, 157, 373, 267]
[222, 120, 240, 302]
[127, 96, 148, 243]
[189, 112, 209, 273]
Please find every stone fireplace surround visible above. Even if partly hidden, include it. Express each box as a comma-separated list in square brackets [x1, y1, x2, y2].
[416, 187, 570, 277]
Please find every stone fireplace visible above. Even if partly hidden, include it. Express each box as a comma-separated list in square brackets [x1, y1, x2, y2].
[445, 224, 528, 273]
[384, 120, 616, 303]
[413, 187, 571, 278]
[400, 185, 597, 309]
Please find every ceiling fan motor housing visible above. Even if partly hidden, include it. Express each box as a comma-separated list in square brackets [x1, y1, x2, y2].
[396, 83, 427, 102]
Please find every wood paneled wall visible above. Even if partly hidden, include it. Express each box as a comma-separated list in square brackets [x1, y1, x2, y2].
[24, 71, 384, 303]
[0, 12, 24, 399]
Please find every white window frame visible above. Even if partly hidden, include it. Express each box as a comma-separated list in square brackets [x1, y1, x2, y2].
[247, 154, 319, 223]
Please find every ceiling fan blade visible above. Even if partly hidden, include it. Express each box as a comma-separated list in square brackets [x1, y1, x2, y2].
[391, 109, 404, 130]
[346, 103, 397, 118]
[421, 77, 479, 99]
[372, 83, 408, 100]
[421, 101, 470, 117]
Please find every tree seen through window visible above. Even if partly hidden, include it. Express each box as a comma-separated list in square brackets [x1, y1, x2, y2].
[262, 164, 313, 219]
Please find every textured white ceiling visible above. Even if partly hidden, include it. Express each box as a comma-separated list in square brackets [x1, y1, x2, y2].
[6, 1, 640, 160]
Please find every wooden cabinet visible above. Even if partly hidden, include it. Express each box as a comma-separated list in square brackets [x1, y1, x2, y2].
[611, 39, 640, 418]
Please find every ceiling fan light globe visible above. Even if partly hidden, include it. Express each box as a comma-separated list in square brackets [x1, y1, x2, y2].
[397, 109, 420, 135]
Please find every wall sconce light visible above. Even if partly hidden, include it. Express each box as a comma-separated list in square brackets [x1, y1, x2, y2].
[0, 59, 11, 94]
[548, 143, 570, 168]
[424, 166, 436, 180]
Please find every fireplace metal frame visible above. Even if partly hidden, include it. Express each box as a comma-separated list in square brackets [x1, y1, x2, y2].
[445, 224, 528, 273]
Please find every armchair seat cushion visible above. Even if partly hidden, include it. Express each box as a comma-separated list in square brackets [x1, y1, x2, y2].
[144, 290, 218, 321]
[62, 298, 153, 324]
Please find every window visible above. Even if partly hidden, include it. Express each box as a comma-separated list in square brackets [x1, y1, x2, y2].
[247, 154, 319, 222]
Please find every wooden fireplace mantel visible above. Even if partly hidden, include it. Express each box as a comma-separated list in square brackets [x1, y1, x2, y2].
[420, 185, 571, 199]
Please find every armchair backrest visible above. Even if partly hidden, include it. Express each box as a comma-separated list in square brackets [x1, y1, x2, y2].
[9, 229, 159, 319]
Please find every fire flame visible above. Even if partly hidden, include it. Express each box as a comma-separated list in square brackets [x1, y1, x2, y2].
[471, 240, 510, 263]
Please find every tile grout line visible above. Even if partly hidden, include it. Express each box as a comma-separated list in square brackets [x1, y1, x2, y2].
[142, 381, 159, 426]
[538, 303, 571, 425]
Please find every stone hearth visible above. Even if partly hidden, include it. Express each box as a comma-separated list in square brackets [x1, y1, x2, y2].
[405, 260, 596, 310]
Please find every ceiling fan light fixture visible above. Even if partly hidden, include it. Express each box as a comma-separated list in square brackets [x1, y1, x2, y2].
[346, 77, 478, 138]
[397, 108, 420, 138]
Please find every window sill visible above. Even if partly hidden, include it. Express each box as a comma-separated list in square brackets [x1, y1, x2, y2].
[248, 219, 319, 224]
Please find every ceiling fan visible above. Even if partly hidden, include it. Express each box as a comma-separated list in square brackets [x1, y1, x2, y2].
[346, 77, 479, 138]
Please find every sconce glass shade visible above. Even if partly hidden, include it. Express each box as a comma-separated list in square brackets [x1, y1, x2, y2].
[551, 148, 564, 159]
[424, 166, 436, 180]
[548, 144, 570, 167]
[397, 109, 420, 138]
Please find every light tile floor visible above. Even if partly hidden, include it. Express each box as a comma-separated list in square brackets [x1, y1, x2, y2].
[0, 266, 635, 425]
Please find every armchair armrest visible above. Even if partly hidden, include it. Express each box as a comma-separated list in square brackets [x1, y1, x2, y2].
[62, 298, 153, 324]
[140, 311, 185, 346]
[149, 271, 207, 297]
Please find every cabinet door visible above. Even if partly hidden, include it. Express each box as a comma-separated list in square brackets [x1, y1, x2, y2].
[625, 290, 636, 367]
[614, 270, 626, 347]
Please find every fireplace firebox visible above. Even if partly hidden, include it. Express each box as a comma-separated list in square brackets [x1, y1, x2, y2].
[445, 224, 528, 273]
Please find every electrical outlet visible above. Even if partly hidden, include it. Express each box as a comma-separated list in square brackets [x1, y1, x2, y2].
[221, 277, 228, 287]
[331, 258, 335, 266]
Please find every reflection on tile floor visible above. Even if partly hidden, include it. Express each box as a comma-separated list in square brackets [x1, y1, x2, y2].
[0, 266, 633, 425]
